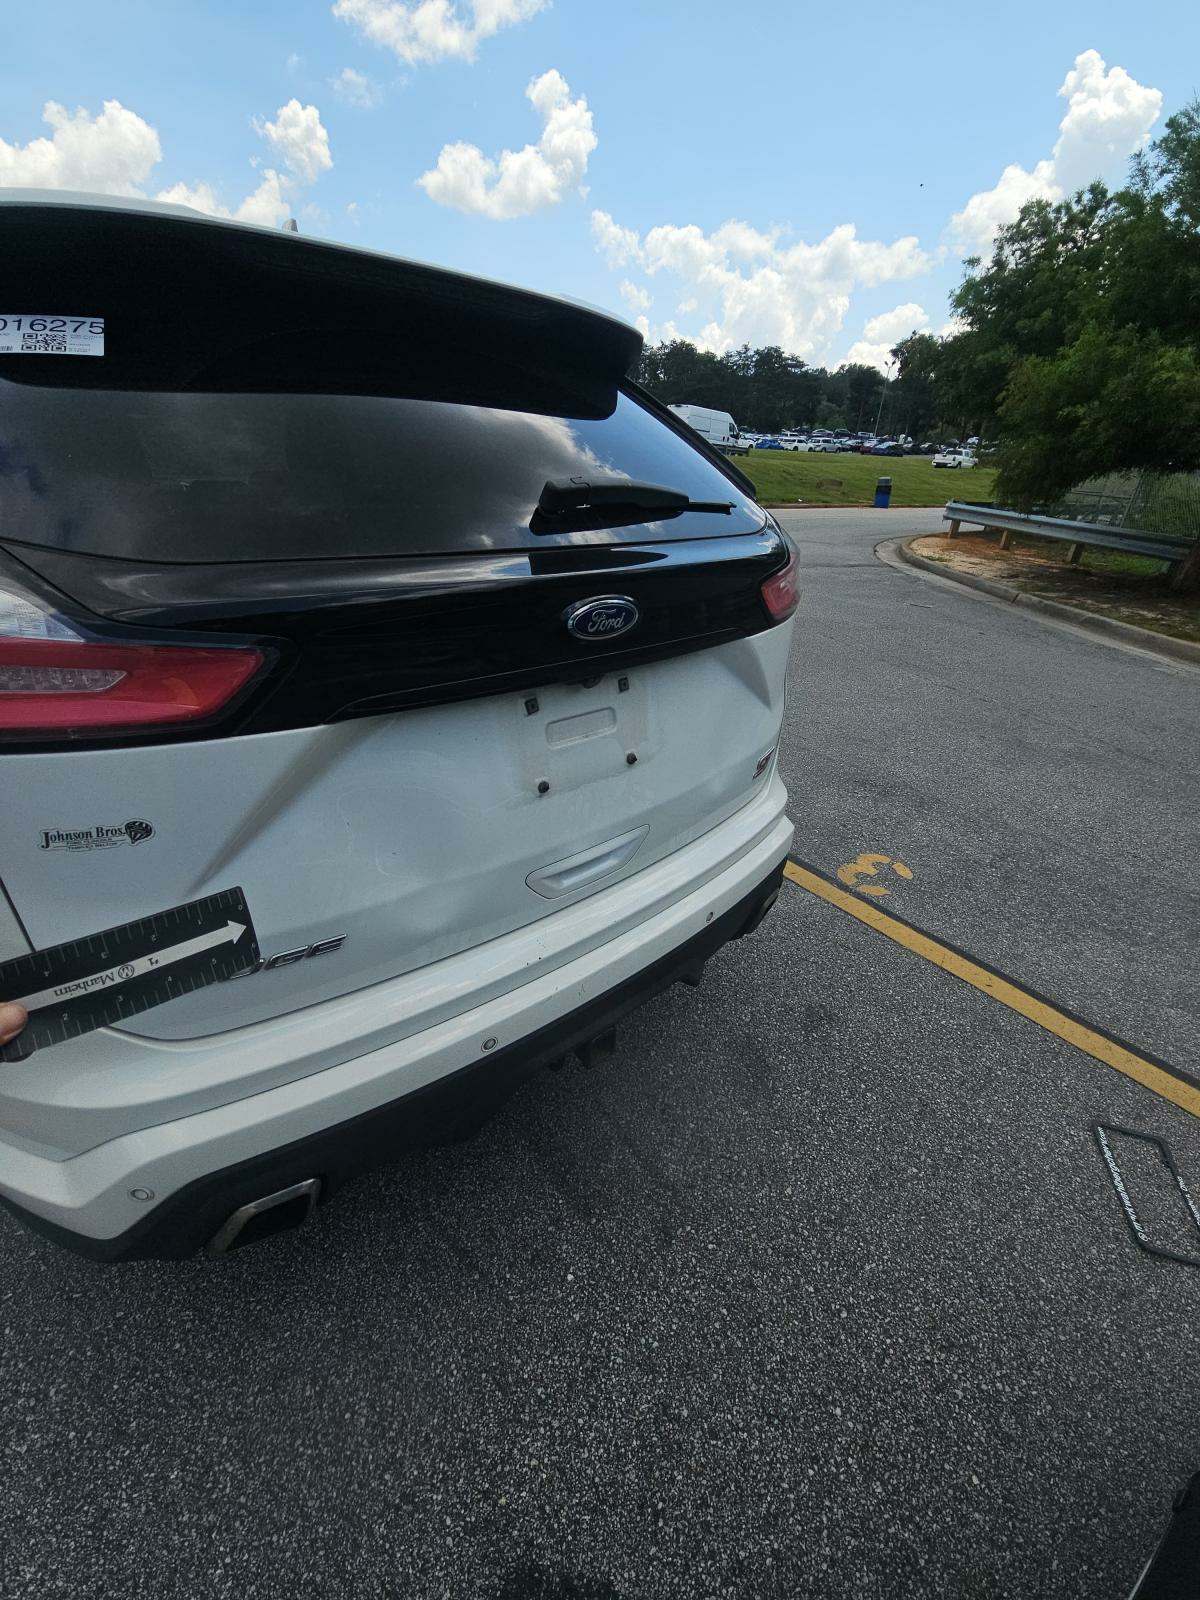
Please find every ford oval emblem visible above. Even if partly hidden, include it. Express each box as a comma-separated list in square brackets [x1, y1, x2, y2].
[564, 595, 640, 642]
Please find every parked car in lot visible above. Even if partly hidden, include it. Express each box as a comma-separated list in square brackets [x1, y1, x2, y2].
[802, 437, 842, 453]
[870, 440, 905, 456]
[755, 435, 784, 449]
[933, 448, 977, 468]
[778, 431, 808, 451]
[0, 192, 798, 1260]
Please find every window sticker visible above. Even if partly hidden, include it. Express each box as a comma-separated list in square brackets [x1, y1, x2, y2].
[0, 315, 105, 357]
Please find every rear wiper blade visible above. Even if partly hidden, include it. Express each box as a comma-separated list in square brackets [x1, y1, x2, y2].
[536, 477, 735, 518]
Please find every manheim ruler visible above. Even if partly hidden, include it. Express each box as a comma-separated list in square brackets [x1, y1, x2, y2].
[0, 887, 259, 1063]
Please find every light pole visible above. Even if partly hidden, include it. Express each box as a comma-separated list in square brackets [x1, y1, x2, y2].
[872, 357, 897, 438]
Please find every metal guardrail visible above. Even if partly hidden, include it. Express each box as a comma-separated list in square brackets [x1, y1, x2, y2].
[942, 502, 1192, 567]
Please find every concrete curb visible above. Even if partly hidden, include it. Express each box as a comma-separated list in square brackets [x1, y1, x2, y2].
[889, 537, 1200, 668]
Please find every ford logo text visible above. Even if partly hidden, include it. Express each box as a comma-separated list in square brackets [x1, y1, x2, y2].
[564, 596, 640, 642]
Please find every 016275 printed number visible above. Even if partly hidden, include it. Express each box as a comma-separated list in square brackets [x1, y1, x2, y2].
[0, 316, 104, 334]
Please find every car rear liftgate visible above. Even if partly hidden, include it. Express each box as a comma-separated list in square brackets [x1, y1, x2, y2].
[0, 528, 797, 1038]
[0, 193, 797, 1041]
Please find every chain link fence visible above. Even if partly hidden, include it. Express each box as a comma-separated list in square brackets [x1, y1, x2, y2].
[1043, 472, 1200, 546]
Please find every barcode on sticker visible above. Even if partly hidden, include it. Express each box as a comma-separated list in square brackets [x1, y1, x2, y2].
[0, 315, 104, 358]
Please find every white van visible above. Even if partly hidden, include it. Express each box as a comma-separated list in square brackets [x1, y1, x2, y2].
[667, 404, 748, 455]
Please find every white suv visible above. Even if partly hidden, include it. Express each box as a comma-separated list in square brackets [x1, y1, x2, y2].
[0, 194, 797, 1259]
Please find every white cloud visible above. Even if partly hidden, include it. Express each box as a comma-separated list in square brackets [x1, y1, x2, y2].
[0, 99, 161, 195]
[255, 99, 332, 183]
[1053, 49, 1163, 189]
[418, 68, 595, 219]
[862, 303, 930, 344]
[590, 210, 932, 361]
[157, 169, 293, 229]
[591, 208, 641, 267]
[159, 169, 292, 228]
[155, 178, 225, 213]
[0, 94, 332, 235]
[841, 302, 930, 371]
[618, 279, 650, 312]
[159, 99, 331, 227]
[948, 49, 1162, 252]
[330, 66, 382, 108]
[332, 0, 547, 66]
[949, 160, 1060, 253]
[236, 171, 292, 226]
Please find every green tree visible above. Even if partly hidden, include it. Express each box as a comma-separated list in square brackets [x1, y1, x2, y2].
[748, 346, 816, 430]
[636, 338, 825, 431]
[838, 363, 884, 431]
[813, 397, 847, 431]
[946, 99, 1200, 588]
[636, 339, 728, 409]
[889, 334, 941, 441]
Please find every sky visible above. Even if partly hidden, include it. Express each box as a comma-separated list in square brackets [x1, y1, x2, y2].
[1, 0, 1195, 373]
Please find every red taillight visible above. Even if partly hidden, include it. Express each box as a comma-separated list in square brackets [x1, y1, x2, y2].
[0, 637, 264, 735]
[760, 546, 800, 623]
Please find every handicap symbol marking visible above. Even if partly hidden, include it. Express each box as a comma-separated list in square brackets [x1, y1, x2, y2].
[835, 852, 914, 898]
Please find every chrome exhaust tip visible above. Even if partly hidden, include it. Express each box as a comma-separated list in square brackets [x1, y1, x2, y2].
[206, 1178, 321, 1257]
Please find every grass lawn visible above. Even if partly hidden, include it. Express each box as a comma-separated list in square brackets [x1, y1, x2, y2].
[740, 450, 996, 508]
[1041, 544, 1172, 578]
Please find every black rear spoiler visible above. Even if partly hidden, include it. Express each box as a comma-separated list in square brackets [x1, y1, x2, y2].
[0, 194, 643, 419]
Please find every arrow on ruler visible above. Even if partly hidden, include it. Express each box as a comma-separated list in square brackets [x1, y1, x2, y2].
[13, 920, 247, 1013]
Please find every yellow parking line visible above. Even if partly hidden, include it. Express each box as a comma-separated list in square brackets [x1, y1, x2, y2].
[783, 858, 1200, 1119]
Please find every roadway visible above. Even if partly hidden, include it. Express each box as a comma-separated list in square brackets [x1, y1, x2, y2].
[2, 508, 1198, 1600]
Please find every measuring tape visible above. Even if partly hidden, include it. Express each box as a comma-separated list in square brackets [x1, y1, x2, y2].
[0, 887, 259, 1063]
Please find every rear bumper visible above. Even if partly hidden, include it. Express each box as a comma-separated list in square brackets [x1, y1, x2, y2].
[0, 803, 792, 1260]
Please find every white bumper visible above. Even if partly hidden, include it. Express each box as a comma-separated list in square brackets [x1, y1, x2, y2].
[0, 775, 792, 1244]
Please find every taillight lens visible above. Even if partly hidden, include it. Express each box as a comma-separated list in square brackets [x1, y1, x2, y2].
[0, 587, 265, 737]
[760, 544, 800, 623]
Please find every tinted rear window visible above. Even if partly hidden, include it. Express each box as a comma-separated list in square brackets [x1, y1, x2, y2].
[0, 384, 761, 562]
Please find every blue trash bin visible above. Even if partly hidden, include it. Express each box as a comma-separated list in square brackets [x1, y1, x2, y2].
[874, 476, 893, 508]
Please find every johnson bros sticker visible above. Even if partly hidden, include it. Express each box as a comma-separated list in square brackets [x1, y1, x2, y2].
[39, 820, 155, 852]
[0, 315, 105, 357]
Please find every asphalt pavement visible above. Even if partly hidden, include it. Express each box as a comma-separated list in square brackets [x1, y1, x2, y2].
[3, 508, 1199, 1600]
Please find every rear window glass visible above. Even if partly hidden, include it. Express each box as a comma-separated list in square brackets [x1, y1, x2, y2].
[0, 384, 761, 562]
